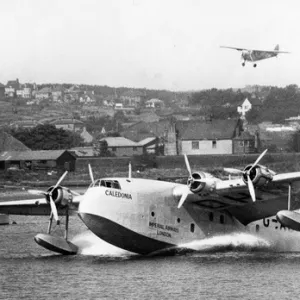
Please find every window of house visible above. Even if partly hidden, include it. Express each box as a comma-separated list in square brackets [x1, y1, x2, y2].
[212, 140, 217, 148]
[133, 147, 137, 151]
[192, 141, 199, 149]
[112, 147, 116, 152]
[239, 141, 244, 147]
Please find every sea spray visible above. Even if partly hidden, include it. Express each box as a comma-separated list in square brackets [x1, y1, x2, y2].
[179, 233, 271, 252]
[71, 230, 134, 257]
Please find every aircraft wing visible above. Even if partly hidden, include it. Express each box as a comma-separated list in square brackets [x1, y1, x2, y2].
[221, 46, 290, 54]
[220, 46, 246, 51]
[0, 196, 82, 216]
[251, 50, 290, 56]
[179, 171, 300, 225]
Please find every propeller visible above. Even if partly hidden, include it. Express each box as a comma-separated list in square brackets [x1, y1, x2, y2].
[28, 171, 68, 224]
[224, 149, 268, 202]
[178, 155, 208, 208]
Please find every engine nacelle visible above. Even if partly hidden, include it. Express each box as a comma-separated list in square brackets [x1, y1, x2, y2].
[188, 171, 217, 195]
[46, 186, 73, 208]
[242, 164, 274, 187]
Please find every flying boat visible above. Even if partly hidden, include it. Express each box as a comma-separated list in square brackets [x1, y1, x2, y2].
[1, 150, 300, 255]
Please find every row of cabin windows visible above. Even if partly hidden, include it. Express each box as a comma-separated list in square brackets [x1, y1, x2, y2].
[150, 212, 225, 234]
[192, 140, 217, 150]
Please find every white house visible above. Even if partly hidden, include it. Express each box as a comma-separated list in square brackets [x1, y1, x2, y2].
[237, 98, 252, 117]
[179, 119, 242, 155]
[237, 98, 262, 118]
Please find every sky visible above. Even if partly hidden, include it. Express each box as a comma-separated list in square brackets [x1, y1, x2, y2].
[0, 0, 299, 91]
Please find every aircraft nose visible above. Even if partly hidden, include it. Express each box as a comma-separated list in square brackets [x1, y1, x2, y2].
[78, 189, 98, 216]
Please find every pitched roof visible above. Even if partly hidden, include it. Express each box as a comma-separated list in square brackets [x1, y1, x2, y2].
[51, 118, 84, 125]
[0, 132, 30, 151]
[181, 119, 239, 140]
[137, 137, 157, 146]
[37, 87, 52, 93]
[100, 137, 139, 147]
[10, 119, 43, 128]
[146, 98, 163, 103]
[0, 150, 71, 161]
[6, 79, 20, 89]
[122, 120, 171, 142]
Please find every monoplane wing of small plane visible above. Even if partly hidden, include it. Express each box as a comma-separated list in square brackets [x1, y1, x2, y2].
[220, 46, 246, 51]
[220, 45, 290, 54]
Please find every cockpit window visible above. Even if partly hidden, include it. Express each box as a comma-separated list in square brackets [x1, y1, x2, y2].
[89, 179, 121, 189]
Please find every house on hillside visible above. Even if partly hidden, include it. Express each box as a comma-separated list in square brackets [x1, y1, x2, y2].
[5, 79, 21, 97]
[99, 137, 143, 157]
[16, 84, 33, 98]
[121, 119, 171, 142]
[120, 90, 143, 107]
[64, 85, 82, 103]
[9, 119, 44, 129]
[165, 119, 245, 155]
[237, 98, 262, 118]
[35, 87, 52, 100]
[52, 86, 64, 102]
[79, 91, 96, 104]
[97, 136, 157, 157]
[0, 150, 76, 171]
[50, 118, 93, 144]
[51, 118, 85, 132]
[145, 98, 164, 109]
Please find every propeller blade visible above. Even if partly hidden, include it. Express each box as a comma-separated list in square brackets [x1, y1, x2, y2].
[249, 149, 268, 172]
[184, 154, 192, 177]
[247, 174, 256, 202]
[49, 196, 59, 222]
[128, 162, 132, 179]
[224, 168, 243, 174]
[27, 189, 47, 196]
[88, 164, 94, 184]
[52, 171, 68, 191]
[177, 191, 189, 209]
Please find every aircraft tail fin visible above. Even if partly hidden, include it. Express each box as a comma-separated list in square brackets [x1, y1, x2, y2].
[274, 44, 279, 51]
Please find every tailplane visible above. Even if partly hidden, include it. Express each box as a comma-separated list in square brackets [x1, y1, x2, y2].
[274, 44, 279, 51]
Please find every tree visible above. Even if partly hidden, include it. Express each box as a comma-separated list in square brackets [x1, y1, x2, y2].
[93, 139, 113, 156]
[10, 124, 84, 150]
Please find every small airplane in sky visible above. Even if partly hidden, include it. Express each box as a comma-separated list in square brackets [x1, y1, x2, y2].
[2, 151, 300, 255]
[220, 44, 290, 67]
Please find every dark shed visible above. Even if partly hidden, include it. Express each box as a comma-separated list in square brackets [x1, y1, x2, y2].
[0, 150, 76, 171]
